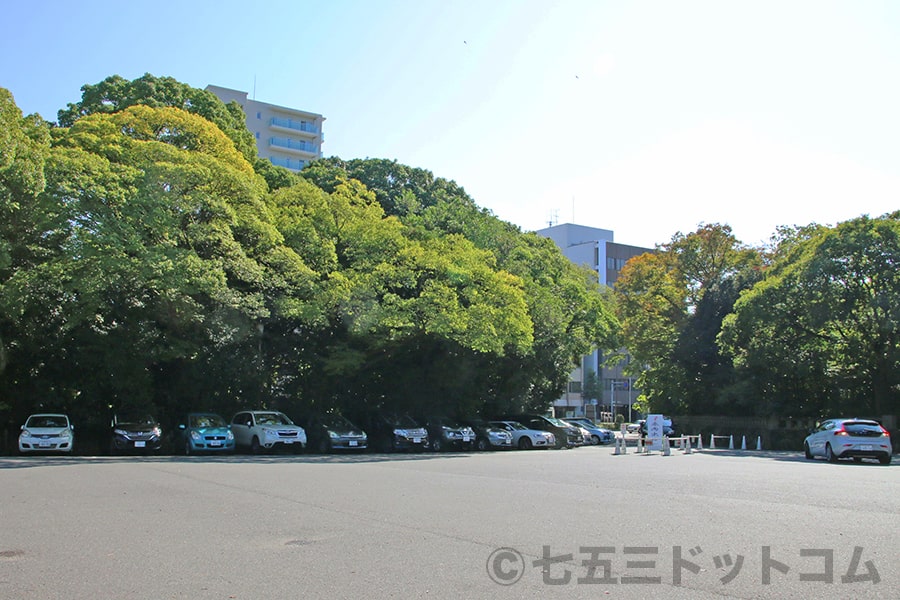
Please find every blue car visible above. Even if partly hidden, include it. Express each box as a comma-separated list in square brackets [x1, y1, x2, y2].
[179, 412, 235, 454]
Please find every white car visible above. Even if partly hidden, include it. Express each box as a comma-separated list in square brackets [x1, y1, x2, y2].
[19, 413, 74, 454]
[804, 418, 892, 464]
[231, 410, 307, 453]
[490, 420, 556, 450]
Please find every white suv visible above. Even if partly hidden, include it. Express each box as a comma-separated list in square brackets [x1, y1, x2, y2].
[804, 418, 892, 464]
[231, 411, 307, 453]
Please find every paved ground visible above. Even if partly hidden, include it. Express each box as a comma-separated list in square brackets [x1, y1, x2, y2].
[1, 447, 897, 599]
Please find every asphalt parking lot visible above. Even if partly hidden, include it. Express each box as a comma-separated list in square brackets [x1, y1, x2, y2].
[1, 447, 897, 599]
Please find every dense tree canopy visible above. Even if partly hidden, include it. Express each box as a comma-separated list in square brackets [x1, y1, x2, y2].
[720, 215, 900, 418]
[0, 79, 619, 449]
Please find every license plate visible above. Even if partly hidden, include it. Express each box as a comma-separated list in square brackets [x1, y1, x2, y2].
[349, 440, 358, 447]
[209, 441, 222, 447]
[413, 437, 421, 443]
[860, 445, 873, 451]
[463, 436, 470, 442]
[134, 441, 146, 448]
[283, 440, 293, 444]
[39, 442, 52, 447]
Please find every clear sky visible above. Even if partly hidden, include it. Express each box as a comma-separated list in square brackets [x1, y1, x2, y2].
[3, 0, 899, 248]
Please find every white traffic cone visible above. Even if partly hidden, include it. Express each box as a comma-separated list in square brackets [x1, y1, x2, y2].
[728, 435, 734, 450]
[756, 436, 762, 450]
[613, 436, 621, 455]
[697, 435, 703, 450]
[663, 436, 671, 456]
[710, 434, 716, 449]
[685, 436, 692, 454]
[741, 435, 747, 450]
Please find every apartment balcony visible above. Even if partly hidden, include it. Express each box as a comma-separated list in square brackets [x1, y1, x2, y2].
[269, 156, 306, 171]
[269, 117, 321, 140]
[268, 137, 319, 158]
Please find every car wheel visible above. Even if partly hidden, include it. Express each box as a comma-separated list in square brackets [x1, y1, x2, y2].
[432, 437, 443, 452]
[518, 437, 533, 450]
[825, 443, 838, 463]
[804, 442, 813, 460]
[184, 440, 192, 456]
[318, 438, 331, 454]
[250, 436, 262, 454]
[591, 435, 600, 445]
[879, 453, 892, 465]
[476, 438, 489, 451]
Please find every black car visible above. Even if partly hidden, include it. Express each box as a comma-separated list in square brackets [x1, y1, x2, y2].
[110, 411, 163, 454]
[498, 414, 581, 449]
[462, 418, 514, 451]
[419, 416, 476, 452]
[301, 412, 368, 454]
[361, 412, 429, 453]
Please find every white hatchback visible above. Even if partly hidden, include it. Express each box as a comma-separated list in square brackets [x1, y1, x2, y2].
[19, 413, 75, 454]
[804, 419, 892, 464]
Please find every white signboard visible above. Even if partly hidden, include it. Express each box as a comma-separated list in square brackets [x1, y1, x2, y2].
[646, 414, 665, 451]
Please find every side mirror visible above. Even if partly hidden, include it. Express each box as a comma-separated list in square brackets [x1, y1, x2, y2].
[70, 424, 75, 430]
[178, 424, 186, 430]
[246, 421, 252, 427]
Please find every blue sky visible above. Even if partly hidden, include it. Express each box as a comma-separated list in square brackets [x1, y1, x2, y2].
[3, 0, 899, 248]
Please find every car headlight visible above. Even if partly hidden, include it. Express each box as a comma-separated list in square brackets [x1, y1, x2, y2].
[191, 431, 202, 441]
[60, 429, 71, 438]
[328, 430, 339, 439]
[114, 428, 127, 436]
[226, 430, 234, 441]
[152, 427, 162, 437]
[264, 428, 279, 438]
[20, 429, 30, 438]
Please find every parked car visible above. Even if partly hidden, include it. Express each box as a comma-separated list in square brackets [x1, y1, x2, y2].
[804, 418, 892, 464]
[490, 420, 556, 450]
[499, 414, 581, 448]
[363, 412, 429, 452]
[178, 412, 235, 454]
[301, 412, 367, 453]
[420, 416, 476, 452]
[110, 411, 163, 454]
[564, 418, 613, 445]
[462, 419, 513, 451]
[637, 418, 676, 438]
[18, 413, 75, 454]
[230, 410, 307, 453]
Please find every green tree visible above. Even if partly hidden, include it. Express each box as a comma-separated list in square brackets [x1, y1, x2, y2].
[721, 214, 900, 417]
[615, 224, 762, 414]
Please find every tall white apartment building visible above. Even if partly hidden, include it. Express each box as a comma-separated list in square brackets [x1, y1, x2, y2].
[206, 85, 325, 172]
[536, 223, 652, 421]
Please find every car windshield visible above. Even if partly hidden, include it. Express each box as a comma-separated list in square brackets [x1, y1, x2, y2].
[496, 421, 527, 431]
[388, 414, 419, 428]
[116, 413, 155, 425]
[256, 412, 292, 426]
[321, 414, 354, 429]
[26, 415, 68, 428]
[843, 421, 884, 436]
[190, 414, 226, 428]
[547, 418, 569, 427]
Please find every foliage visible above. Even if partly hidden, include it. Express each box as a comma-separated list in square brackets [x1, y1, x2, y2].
[720, 214, 900, 418]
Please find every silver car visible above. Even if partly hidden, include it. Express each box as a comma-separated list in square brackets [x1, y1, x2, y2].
[490, 420, 556, 450]
[19, 413, 74, 454]
[804, 418, 892, 464]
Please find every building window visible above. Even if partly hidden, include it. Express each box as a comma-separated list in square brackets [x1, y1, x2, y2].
[568, 381, 582, 393]
[256, 112, 261, 119]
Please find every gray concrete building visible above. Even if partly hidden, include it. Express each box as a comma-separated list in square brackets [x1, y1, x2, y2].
[206, 84, 324, 172]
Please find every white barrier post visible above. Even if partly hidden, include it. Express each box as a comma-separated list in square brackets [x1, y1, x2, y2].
[710, 434, 716, 449]
[685, 436, 692, 454]
[663, 436, 671, 456]
[621, 435, 627, 454]
[741, 435, 747, 450]
[637, 436, 643, 454]
[756, 436, 762, 450]
[728, 435, 734, 450]
[613, 436, 621, 455]
[697, 434, 703, 450]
